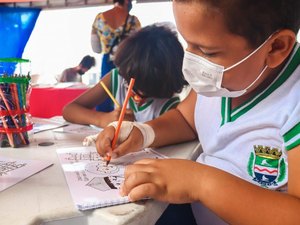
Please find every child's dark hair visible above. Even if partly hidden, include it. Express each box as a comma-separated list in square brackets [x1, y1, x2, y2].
[114, 24, 187, 98]
[113, 0, 125, 5]
[175, 0, 300, 48]
[80, 55, 95, 69]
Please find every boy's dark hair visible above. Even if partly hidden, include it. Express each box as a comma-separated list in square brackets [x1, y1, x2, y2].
[114, 24, 187, 98]
[80, 55, 95, 69]
[175, 0, 300, 48]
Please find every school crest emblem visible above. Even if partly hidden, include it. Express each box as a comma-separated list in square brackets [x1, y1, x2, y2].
[247, 145, 286, 187]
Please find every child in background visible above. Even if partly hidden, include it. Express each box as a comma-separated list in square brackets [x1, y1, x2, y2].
[63, 24, 187, 128]
[96, 0, 300, 224]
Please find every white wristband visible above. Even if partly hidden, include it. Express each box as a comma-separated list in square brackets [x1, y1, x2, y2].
[107, 121, 155, 149]
[133, 122, 155, 149]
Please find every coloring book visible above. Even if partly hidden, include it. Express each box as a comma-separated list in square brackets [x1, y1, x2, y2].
[56, 146, 166, 210]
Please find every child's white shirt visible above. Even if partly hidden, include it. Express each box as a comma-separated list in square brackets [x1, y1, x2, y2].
[110, 68, 180, 122]
[193, 43, 300, 224]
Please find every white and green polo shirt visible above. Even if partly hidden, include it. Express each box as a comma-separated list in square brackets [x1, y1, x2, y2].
[195, 43, 300, 190]
[110, 68, 180, 122]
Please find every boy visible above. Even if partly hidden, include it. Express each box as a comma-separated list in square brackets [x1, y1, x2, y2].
[96, 0, 300, 224]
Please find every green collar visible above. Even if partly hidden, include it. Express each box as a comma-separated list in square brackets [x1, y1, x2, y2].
[129, 98, 154, 112]
[221, 43, 300, 125]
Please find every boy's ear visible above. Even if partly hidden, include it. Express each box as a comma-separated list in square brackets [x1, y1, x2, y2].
[266, 29, 296, 68]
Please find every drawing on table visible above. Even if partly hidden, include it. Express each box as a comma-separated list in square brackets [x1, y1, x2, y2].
[57, 146, 166, 210]
[86, 176, 124, 191]
[65, 151, 102, 161]
[0, 160, 27, 176]
[85, 161, 119, 176]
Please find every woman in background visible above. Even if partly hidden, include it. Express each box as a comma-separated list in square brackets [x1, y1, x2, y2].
[91, 0, 141, 112]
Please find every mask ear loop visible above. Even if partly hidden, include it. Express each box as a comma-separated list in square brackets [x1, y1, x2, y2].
[223, 34, 274, 72]
[244, 65, 268, 92]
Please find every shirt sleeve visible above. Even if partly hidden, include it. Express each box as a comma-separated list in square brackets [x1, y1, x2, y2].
[159, 96, 180, 115]
[282, 102, 300, 150]
[60, 70, 67, 82]
[92, 13, 101, 30]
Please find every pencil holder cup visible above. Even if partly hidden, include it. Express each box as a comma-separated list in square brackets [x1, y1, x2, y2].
[0, 58, 33, 148]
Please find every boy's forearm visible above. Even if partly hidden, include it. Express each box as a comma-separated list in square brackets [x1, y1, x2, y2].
[146, 108, 197, 148]
[146, 90, 197, 148]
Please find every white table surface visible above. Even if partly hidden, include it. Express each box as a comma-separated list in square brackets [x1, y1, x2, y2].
[0, 122, 202, 225]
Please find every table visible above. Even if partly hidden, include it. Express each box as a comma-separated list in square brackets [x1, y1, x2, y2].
[29, 86, 88, 118]
[0, 119, 202, 225]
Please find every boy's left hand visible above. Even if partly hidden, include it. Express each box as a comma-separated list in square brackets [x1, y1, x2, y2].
[120, 158, 202, 203]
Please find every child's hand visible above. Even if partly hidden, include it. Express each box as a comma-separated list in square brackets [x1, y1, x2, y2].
[95, 122, 144, 159]
[99, 108, 135, 127]
[120, 158, 202, 203]
[123, 109, 135, 122]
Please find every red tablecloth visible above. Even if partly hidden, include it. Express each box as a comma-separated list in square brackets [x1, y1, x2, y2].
[29, 87, 87, 118]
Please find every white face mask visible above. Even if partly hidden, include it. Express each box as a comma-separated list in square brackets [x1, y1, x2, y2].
[182, 37, 270, 98]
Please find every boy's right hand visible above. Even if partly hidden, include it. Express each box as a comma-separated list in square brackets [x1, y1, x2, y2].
[95, 122, 144, 159]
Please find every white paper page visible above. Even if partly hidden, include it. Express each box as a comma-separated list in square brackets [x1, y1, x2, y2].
[32, 117, 68, 134]
[54, 82, 87, 89]
[57, 146, 166, 210]
[0, 156, 53, 192]
[54, 123, 102, 136]
[54, 82, 77, 88]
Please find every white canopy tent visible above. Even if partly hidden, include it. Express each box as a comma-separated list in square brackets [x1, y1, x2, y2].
[2, 0, 166, 9]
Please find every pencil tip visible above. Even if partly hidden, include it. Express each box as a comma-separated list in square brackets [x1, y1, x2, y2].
[106, 160, 110, 166]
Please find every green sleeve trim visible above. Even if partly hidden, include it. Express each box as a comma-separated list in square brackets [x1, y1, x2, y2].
[283, 122, 300, 150]
[285, 139, 300, 151]
[283, 122, 300, 142]
[159, 97, 180, 115]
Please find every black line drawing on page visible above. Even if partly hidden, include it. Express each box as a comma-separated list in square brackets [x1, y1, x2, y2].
[85, 161, 120, 176]
[0, 161, 26, 176]
[86, 176, 124, 191]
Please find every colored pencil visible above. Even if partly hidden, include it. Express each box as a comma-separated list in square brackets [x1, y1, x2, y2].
[99, 81, 121, 108]
[0, 88, 26, 145]
[106, 78, 135, 166]
[0, 107, 14, 147]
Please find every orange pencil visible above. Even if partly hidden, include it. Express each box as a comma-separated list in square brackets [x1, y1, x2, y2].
[106, 78, 135, 166]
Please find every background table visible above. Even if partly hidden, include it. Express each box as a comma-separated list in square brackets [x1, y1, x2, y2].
[29, 86, 88, 118]
[0, 118, 202, 225]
